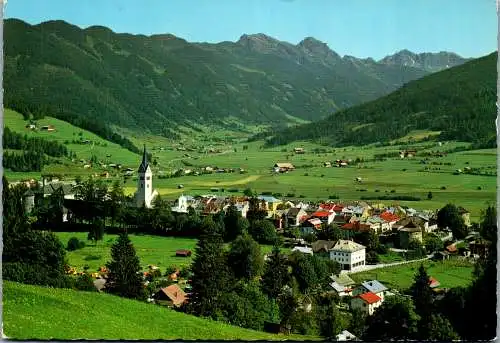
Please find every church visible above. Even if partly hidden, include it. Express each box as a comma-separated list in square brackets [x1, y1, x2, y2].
[134, 145, 158, 208]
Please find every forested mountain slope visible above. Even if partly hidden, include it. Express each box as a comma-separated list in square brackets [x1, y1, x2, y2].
[261, 52, 496, 147]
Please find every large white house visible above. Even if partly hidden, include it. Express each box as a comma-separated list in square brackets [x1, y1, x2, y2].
[135, 145, 158, 208]
[329, 240, 366, 271]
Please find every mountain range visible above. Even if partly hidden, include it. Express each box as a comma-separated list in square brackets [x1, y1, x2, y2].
[261, 52, 496, 148]
[4, 18, 470, 141]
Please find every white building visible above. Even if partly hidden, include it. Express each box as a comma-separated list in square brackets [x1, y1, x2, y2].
[329, 240, 366, 271]
[172, 195, 196, 213]
[135, 145, 158, 208]
[350, 291, 384, 315]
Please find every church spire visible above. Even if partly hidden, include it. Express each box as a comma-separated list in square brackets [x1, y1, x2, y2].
[138, 144, 149, 173]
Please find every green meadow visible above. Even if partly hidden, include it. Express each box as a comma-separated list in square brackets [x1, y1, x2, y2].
[350, 259, 475, 291]
[4, 108, 496, 221]
[55, 232, 288, 273]
[3, 281, 316, 340]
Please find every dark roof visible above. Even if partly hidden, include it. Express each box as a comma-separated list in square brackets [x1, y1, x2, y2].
[311, 240, 336, 253]
[138, 145, 150, 173]
[287, 207, 304, 217]
[23, 189, 35, 197]
[43, 183, 74, 195]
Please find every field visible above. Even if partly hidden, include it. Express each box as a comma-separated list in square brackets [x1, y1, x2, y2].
[55, 232, 288, 272]
[4, 108, 496, 221]
[350, 259, 475, 291]
[3, 281, 316, 340]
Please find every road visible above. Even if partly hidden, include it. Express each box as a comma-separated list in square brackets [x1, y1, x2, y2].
[341, 254, 434, 274]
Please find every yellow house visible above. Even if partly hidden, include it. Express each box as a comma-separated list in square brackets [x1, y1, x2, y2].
[257, 195, 283, 217]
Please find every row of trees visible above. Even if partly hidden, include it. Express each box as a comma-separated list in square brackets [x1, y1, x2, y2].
[186, 215, 346, 336]
[3, 126, 72, 172]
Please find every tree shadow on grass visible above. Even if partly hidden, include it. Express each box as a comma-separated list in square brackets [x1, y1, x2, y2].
[84, 255, 102, 261]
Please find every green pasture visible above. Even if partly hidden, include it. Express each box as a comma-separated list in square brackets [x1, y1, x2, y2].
[4, 108, 496, 221]
[350, 259, 475, 291]
[55, 232, 288, 273]
[3, 281, 316, 340]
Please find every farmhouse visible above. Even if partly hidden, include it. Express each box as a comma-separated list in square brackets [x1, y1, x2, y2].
[273, 163, 295, 173]
[293, 147, 305, 154]
[350, 292, 383, 315]
[329, 240, 366, 271]
[153, 284, 187, 308]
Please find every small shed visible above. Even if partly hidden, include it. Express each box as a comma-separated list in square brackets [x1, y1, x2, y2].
[176, 249, 192, 257]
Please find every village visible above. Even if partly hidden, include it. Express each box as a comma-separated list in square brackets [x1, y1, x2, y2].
[11, 146, 490, 340]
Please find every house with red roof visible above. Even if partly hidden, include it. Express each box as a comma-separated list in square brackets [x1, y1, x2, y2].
[319, 203, 336, 211]
[342, 221, 372, 233]
[380, 211, 400, 228]
[428, 277, 440, 289]
[350, 291, 384, 315]
[311, 210, 335, 225]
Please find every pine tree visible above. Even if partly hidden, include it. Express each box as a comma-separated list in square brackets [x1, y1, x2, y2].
[188, 216, 231, 318]
[261, 246, 291, 298]
[228, 233, 264, 281]
[410, 264, 434, 339]
[105, 231, 145, 300]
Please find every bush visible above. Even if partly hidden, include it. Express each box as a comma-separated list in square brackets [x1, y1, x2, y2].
[67, 237, 83, 251]
[328, 195, 339, 200]
[366, 251, 380, 264]
[3, 262, 73, 289]
[74, 273, 97, 292]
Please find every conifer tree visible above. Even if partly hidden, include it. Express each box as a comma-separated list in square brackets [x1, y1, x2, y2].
[105, 231, 145, 300]
[188, 216, 230, 318]
[261, 246, 291, 298]
[410, 264, 434, 338]
[228, 233, 264, 281]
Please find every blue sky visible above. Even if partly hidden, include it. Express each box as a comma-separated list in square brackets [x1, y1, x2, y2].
[4, 0, 497, 60]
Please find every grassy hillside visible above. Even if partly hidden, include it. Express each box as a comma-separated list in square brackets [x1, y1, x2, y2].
[4, 18, 460, 139]
[350, 259, 475, 291]
[263, 52, 496, 147]
[55, 232, 289, 273]
[3, 281, 315, 340]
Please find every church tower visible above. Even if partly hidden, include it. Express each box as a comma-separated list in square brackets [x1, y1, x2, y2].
[136, 145, 154, 208]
